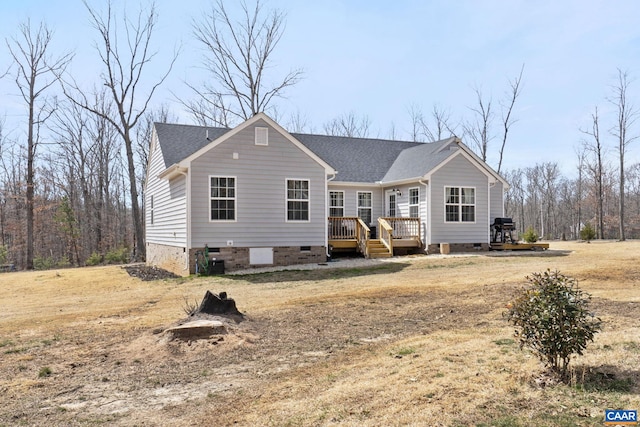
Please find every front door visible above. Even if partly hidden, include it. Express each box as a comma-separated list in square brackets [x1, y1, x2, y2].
[386, 190, 397, 217]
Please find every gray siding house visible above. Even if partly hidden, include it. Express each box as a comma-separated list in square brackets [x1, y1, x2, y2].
[146, 113, 508, 275]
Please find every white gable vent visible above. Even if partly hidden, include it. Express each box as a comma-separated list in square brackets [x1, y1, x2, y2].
[255, 126, 268, 146]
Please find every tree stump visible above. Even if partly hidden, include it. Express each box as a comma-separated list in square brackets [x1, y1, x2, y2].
[196, 290, 242, 316]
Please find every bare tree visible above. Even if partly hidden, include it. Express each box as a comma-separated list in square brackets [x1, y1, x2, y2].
[323, 112, 371, 138]
[61, 1, 178, 261]
[286, 109, 312, 133]
[422, 104, 457, 142]
[186, 0, 303, 126]
[464, 86, 493, 162]
[609, 68, 638, 241]
[407, 104, 425, 142]
[407, 104, 457, 143]
[580, 106, 606, 239]
[574, 147, 586, 239]
[6, 20, 71, 269]
[497, 64, 525, 174]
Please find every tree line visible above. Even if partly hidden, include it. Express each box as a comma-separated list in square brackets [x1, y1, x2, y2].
[0, 0, 638, 270]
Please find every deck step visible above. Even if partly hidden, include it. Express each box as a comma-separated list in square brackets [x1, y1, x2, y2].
[367, 239, 392, 258]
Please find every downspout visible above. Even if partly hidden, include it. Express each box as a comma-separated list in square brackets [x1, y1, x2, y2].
[488, 181, 494, 247]
[326, 173, 336, 258]
[179, 169, 190, 272]
[419, 178, 429, 251]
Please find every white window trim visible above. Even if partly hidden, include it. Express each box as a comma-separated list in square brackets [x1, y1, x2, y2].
[357, 191, 373, 225]
[255, 126, 268, 146]
[285, 178, 310, 222]
[209, 175, 237, 223]
[409, 187, 419, 218]
[444, 186, 476, 224]
[329, 190, 345, 217]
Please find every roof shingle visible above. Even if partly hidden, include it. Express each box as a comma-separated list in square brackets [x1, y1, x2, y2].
[154, 122, 457, 183]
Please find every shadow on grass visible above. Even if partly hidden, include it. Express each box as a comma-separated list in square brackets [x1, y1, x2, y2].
[223, 261, 410, 284]
[571, 364, 638, 393]
[485, 249, 573, 258]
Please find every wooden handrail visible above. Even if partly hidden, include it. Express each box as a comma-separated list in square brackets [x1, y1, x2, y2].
[378, 218, 394, 254]
[356, 218, 370, 257]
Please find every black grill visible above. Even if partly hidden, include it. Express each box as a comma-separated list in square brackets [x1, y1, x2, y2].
[491, 217, 515, 243]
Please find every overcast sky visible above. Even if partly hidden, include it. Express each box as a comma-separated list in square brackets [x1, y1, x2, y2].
[1, 0, 640, 176]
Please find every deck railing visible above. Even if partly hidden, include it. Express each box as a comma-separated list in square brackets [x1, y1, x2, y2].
[378, 218, 394, 254]
[328, 216, 370, 256]
[381, 217, 421, 244]
[356, 218, 370, 257]
[329, 216, 420, 257]
[328, 216, 358, 240]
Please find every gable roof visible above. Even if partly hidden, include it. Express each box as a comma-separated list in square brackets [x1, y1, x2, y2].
[152, 115, 507, 186]
[292, 133, 422, 182]
[154, 122, 230, 168]
[381, 137, 457, 182]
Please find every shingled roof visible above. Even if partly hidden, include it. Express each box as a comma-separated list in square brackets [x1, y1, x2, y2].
[154, 121, 458, 183]
[154, 122, 231, 168]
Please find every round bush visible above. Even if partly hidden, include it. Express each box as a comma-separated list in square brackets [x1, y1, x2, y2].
[505, 270, 602, 377]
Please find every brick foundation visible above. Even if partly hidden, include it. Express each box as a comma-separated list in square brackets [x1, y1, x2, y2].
[427, 243, 489, 254]
[188, 245, 327, 274]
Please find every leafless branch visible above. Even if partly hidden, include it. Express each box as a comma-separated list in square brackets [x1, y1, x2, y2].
[497, 64, 524, 174]
[185, 0, 303, 126]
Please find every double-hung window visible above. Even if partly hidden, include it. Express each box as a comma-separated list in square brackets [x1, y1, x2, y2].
[329, 191, 344, 217]
[409, 187, 419, 218]
[210, 176, 236, 221]
[287, 179, 309, 221]
[445, 186, 475, 222]
[357, 191, 372, 224]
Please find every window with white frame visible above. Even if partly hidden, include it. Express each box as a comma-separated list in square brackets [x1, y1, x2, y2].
[357, 191, 372, 224]
[409, 187, 419, 218]
[445, 186, 475, 222]
[287, 179, 309, 221]
[329, 191, 344, 217]
[210, 176, 236, 221]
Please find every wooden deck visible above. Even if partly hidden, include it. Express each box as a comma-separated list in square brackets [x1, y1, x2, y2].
[328, 217, 422, 258]
[490, 242, 549, 251]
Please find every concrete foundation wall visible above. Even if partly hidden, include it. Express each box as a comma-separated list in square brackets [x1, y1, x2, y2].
[146, 242, 188, 276]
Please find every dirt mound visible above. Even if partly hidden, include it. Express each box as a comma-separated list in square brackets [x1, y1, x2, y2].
[123, 264, 180, 281]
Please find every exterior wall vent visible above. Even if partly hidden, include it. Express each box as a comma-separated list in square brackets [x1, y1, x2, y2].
[255, 127, 268, 146]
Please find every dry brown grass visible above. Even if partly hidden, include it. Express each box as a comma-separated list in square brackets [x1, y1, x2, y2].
[0, 241, 639, 426]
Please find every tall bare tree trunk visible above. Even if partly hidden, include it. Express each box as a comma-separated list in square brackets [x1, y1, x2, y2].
[6, 21, 70, 269]
[61, 1, 177, 261]
[609, 69, 638, 241]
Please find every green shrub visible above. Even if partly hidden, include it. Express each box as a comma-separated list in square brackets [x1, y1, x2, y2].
[56, 257, 71, 268]
[580, 222, 596, 242]
[0, 245, 7, 264]
[105, 247, 130, 264]
[34, 256, 56, 271]
[505, 270, 602, 378]
[86, 252, 102, 266]
[522, 226, 538, 243]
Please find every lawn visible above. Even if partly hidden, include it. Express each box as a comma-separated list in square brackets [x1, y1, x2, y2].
[0, 241, 638, 426]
